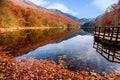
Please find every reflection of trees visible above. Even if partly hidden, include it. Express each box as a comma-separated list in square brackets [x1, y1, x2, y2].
[42, 29, 48, 36]
[0, 28, 80, 56]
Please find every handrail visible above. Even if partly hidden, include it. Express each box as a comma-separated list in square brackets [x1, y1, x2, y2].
[94, 27, 120, 42]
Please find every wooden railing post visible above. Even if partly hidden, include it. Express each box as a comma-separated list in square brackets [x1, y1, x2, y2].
[103, 27, 106, 40]
[108, 27, 110, 37]
[98, 27, 100, 38]
[110, 27, 114, 42]
[116, 27, 119, 42]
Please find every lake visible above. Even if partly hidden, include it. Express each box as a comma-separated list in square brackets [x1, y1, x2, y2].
[13, 28, 120, 75]
[0, 28, 80, 56]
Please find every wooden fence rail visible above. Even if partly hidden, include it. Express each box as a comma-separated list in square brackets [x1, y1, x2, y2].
[94, 27, 120, 42]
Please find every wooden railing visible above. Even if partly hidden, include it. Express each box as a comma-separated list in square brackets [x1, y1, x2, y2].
[94, 27, 120, 42]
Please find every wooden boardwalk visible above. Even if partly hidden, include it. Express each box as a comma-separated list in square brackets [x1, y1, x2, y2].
[93, 27, 120, 63]
[94, 27, 120, 46]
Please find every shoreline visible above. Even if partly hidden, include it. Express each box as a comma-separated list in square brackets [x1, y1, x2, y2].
[0, 26, 64, 33]
[0, 53, 120, 79]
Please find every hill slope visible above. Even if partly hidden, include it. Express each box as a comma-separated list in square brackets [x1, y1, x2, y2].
[0, 0, 80, 27]
[81, 0, 120, 33]
[49, 9, 80, 21]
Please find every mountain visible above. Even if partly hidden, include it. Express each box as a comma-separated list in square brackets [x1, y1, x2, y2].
[48, 9, 80, 22]
[80, 16, 101, 33]
[0, 0, 80, 27]
[48, 9, 97, 26]
[78, 18, 91, 23]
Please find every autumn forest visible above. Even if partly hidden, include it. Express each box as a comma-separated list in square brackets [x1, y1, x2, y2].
[0, 0, 120, 80]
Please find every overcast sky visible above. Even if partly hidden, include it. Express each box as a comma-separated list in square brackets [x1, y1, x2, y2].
[29, 0, 118, 18]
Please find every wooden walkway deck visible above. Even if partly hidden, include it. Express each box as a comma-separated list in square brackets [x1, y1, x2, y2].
[95, 32, 120, 41]
[93, 27, 120, 63]
[94, 27, 120, 46]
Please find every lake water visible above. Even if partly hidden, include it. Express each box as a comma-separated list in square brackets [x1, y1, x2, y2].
[16, 30, 120, 75]
[0, 28, 79, 56]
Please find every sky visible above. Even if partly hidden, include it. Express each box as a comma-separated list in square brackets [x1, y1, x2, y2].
[29, 0, 118, 19]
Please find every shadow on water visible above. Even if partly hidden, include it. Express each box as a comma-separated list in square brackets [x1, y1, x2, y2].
[16, 32, 120, 75]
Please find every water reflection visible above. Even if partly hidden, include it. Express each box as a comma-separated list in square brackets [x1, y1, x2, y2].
[17, 33, 120, 75]
[0, 28, 79, 56]
[93, 40, 120, 63]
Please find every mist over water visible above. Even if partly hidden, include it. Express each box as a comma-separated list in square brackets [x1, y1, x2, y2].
[16, 32, 120, 74]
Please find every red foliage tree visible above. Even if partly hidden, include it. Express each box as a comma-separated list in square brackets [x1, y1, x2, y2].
[101, 0, 120, 27]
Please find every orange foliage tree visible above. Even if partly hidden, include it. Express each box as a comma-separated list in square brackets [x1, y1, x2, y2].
[101, 0, 120, 27]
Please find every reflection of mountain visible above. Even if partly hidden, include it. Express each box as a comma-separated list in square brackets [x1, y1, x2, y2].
[57, 31, 89, 43]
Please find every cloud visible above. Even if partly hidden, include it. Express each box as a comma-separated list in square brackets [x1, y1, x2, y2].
[29, 0, 78, 16]
[93, 0, 118, 11]
[46, 3, 79, 16]
[29, 0, 49, 7]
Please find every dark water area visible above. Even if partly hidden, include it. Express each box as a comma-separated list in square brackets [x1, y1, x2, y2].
[16, 31, 120, 75]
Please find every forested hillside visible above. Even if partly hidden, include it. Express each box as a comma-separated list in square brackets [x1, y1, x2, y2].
[94, 0, 120, 27]
[81, 0, 120, 32]
[0, 0, 80, 27]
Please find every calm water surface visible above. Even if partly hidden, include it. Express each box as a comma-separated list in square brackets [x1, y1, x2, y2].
[0, 28, 78, 56]
[16, 32, 120, 75]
